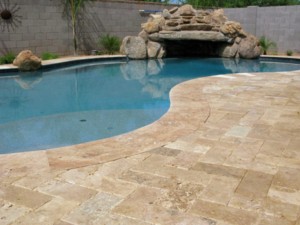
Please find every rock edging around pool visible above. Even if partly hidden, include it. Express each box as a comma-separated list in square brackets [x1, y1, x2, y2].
[0, 55, 126, 74]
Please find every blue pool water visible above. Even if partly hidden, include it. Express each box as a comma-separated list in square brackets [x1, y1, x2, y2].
[1, 58, 300, 154]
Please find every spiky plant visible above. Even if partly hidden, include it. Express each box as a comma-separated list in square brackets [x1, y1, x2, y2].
[99, 34, 121, 55]
[259, 36, 276, 55]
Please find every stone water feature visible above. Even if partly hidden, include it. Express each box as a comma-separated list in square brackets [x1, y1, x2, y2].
[120, 5, 261, 59]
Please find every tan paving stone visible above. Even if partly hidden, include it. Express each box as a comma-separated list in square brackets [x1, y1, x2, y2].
[0, 184, 51, 209]
[53, 221, 73, 225]
[81, 214, 154, 225]
[224, 138, 264, 168]
[133, 160, 211, 186]
[13, 197, 78, 225]
[268, 128, 294, 145]
[157, 182, 204, 212]
[130, 154, 174, 174]
[254, 153, 280, 167]
[205, 117, 241, 130]
[247, 124, 272, 140]
[57, 153, 150, 190]
[273, 167, 300, 190]
[258, 109, 282, 125]
[205, 110, 228, 123]
[259, 140, 286, 157]
[98, 177, 137, 197]
[0, 151, 51, 184]
[256, 215, 295, 225]
[165, 138, 215, 154]
[239, 110, 264, 126]
[262, 197, 300, 222]
[283, 137, 300, 159]
[149, 147, 182, 157]
[120, 169, 177, 189]
[200, 176, 240, 205]
[248, 161, 279, 175]
[235, 171, 273, 199]
[191, 162, 246, 179]
[113, 187, 215, 225]
[167, 151, 203, 169]
[195, 126, 227, 141]
[189, 199, 257, 225]
[225, 125, 252, 138]
[63, 192, 121, 225]
[199, 141, 237, 164]
[13, 170, 62, 190]
[257, 152, 300, 170]
[278, 157, 300, 169]
[222, 113, 246, 121]
[36, 180, 97, 202]
[228, 194, 264, 213]
[268, 185, 300, 206]
[0, 199, 30, 225]
[57, 164, 101, 188]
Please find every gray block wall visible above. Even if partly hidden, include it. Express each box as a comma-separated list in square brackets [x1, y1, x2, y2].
[224, 5, 300, 53]
[0, 1, 299, 56]
[0, 0, 170, 56]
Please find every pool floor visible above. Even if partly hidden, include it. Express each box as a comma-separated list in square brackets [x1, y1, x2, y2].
[0, 68, 300, 225]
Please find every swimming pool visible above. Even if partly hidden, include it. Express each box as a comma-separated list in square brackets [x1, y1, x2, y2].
[1, 57, 300, 154]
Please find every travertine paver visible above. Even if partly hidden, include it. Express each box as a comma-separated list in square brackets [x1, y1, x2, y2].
[0, 68, 300, 225]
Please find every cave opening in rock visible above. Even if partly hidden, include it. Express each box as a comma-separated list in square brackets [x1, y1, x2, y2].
[164, 40, 223, 57]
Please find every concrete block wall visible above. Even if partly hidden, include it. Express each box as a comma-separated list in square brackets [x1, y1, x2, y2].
[224, 5, 300, 53]
[0, 1, 299, 56]
[0, 0, 72, 56]
[0, 0, 169, 56]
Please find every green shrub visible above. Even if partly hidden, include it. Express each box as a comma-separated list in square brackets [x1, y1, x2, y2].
[41, 52, 59, 60]
[259, 36, 277, 55]
[98, 34, 121, 54]
[286, 50, 293, 56]
[0, 53, 15, 65]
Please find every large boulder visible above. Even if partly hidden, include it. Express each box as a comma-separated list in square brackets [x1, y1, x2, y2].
[238, 35, 261, 59]
[120, 36, 147, 59]
[142, 21, 160, 34]
[211, 9, 227, 25]
[142, 16, 165, 34]
[174, 4, 196, 16]
[218, 43, 238, 58]
[220, 21, 247, 38]
[147, 41, 162, 58]
[138, 30, 149, 42]
[13, 50, 41, 71]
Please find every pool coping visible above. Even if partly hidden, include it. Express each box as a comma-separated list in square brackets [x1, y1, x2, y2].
[0, 55, 126, 74]
[1, 55, 299, 74]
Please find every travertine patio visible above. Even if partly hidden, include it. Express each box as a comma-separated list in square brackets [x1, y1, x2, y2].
[0, 68, 300, 225]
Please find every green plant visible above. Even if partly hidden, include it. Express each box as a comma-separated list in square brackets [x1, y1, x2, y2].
[41, 52, 59, 60]
[0, 52, 15, 65]
[259, 36, 277, 55]
[286, 50, 293, 56]
[98, 34, 121, 54]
